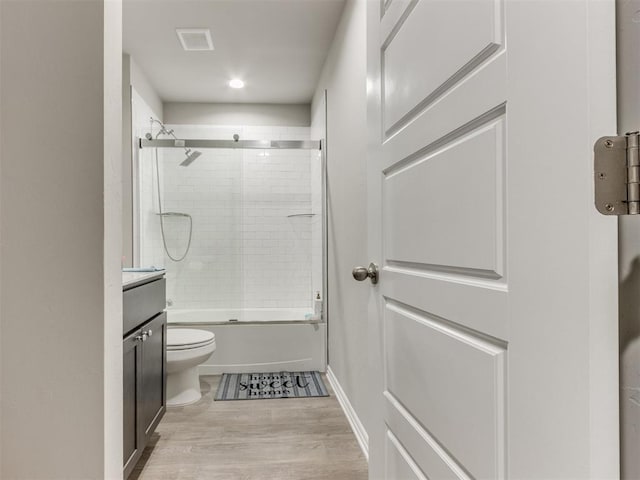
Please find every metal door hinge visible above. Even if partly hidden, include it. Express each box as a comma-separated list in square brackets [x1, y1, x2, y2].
[594, 131, 640, 215]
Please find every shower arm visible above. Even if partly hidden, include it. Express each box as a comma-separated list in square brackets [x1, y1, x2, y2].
[151, 118, 179, 144]
[149, 118, 197, 156]
[150, 118, 173, 138]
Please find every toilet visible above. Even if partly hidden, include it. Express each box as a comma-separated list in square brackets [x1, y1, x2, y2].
[166, 328, 216, 406]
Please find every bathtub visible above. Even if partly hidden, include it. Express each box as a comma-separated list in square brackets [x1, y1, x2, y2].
[167, 308, 327, 375]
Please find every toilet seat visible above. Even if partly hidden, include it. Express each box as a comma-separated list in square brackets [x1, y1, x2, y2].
[167, 328, 215, 351]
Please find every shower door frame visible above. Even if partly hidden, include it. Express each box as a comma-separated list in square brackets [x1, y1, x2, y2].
[133, 133, 330, 332]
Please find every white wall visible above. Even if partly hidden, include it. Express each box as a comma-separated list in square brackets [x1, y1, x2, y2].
[104, 1, 123, 476]
[617, 0, 640, 477]
[0, 1, 3, 472]
[0, 1, 121, 478]
[129, 56, 163, 121]
[164, 102, 310, 127]
[310, 0, 368, 434]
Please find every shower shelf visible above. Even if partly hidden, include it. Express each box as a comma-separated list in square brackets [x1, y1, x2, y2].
[155, 212, 191, 218]
[287, 213, 316, 218]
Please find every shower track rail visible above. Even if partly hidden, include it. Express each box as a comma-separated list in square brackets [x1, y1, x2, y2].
[139, 138, 321, 150]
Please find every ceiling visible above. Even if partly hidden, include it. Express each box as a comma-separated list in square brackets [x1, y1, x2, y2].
[123, 0, 346, 104]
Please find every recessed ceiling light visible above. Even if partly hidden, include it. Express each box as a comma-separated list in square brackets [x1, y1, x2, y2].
[229, 79, 245, 89]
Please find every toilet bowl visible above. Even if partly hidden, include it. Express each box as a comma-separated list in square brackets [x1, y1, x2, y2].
[166, 328, 216, 406]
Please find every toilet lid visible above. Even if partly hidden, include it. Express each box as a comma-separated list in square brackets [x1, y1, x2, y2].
[167, 328, 215, 350]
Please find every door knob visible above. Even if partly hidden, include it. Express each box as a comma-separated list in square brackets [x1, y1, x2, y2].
[352, 263, 379, 285]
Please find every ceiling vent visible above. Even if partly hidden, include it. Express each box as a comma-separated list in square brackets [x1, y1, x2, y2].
[176, 28, 214, 51]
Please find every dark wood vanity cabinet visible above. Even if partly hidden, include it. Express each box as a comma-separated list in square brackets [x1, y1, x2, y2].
[123, 277, 167, 479]
[123, 325, 143, 475]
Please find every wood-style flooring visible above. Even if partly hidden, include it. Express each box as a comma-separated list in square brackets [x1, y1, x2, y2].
[131, 374, 368, 480]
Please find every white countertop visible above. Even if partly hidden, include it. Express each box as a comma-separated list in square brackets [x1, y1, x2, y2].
[122, 270, 165, 289]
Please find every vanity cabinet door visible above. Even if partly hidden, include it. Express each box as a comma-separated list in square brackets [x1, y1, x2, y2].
[141, 312, 167, 445]
[123, 328, 143, 478]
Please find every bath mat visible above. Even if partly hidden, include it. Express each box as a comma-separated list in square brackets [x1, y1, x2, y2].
[214, 371, 329, 401]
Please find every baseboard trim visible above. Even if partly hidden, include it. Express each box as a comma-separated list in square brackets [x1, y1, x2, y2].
[326, 366, 369, 461]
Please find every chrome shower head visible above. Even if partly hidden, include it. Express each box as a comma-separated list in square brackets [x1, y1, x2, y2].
[180, 149, 201, 167]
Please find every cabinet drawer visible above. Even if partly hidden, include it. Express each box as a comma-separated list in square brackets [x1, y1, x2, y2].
[123, 278, 166, 335]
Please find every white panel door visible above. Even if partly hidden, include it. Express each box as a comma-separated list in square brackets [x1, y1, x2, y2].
[365, 0, 619, 478]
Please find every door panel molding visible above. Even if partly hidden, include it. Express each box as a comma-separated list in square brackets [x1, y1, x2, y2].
[384, 392, 471, 480]
[380, 51, 506, 165]
[384, 299, 508, 352]
[381, 0, 505, 136]
[383, 276, 508, 340]
[385, 429, 428, 480]
[383, 302, 507, 479]
[380, 0, 419, 47]
[383, 118, 506, 277]
[385, 260, 504, 282]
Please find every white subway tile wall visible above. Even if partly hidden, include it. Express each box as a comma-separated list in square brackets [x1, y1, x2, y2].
[138, 124, 322, 314]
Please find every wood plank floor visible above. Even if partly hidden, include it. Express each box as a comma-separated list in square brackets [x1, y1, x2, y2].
[131, 374, 368, 480]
